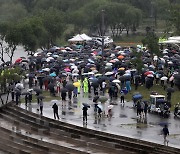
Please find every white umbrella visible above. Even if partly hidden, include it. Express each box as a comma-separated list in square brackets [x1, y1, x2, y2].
[51, 100, 60, 104]
[112, 79, 121, 83]
[87, 72, 94, 75]
[106, 62, 113, 66]
[161, 76, 168, 81]
[147, 74, 154, 78]
[15, 83, 24, 90]
[105, 72, 114, 76]
[108, 105, 114, 109]
[72, 73, 79, 76]
[42, 68, 50, 72]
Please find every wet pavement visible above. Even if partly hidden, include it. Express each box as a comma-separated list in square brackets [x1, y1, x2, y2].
[20, 91, 180, 149]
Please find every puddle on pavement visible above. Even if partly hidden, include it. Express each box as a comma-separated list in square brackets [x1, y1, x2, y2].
[169, 134, 180, 139]
[119, 123, 149, 129]
[119, 114, 127, 118]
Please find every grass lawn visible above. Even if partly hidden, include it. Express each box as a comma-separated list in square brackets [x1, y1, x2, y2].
[125, 84, 180, 110]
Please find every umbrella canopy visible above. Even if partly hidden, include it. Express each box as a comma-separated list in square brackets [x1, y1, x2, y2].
[99, 96, 108, 103]
[108, 105, 114, 109]
[50, 72, 56, 77]
[37, 95, 45, 99]
[166, 87, 175, 93]
[61, 88, 68, 93]
[51, 99, 60, 104]
[73, 82, 80, 87]
[65, 84, 75, 91]
[91, 81, 99, 88]
[82, 103, 90, 108]
[93, 96, 99, 102]
[21, 91, 30, 95]
[48, 83, 55, 90]
[161, 76, 168, 81]
[112, 79, 121, 83]
[105, 72, 114, 76]
[33, 87, 42, 94]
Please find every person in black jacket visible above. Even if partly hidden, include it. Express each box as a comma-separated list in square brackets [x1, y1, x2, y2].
[52, 103, 60, 120]
[162, 125, 169, 146]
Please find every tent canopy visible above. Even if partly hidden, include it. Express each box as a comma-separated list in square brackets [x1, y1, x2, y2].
[68, 34, 92, 42]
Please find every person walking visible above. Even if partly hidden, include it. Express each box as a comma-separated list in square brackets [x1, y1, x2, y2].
[39, 98, 43, 115]
[52, 103, 60, 120]
[162, 124, 169, 146]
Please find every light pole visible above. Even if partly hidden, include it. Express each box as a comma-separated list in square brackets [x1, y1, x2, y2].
[101, 10, 105, 74]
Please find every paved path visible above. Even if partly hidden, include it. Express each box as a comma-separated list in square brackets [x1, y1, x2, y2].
[20, 91, 180, 149]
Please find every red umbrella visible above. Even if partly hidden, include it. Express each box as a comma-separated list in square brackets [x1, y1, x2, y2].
[144, 71, 152, 76]
[15, 58, 22, 63]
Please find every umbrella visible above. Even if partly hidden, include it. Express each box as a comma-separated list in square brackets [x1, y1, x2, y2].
[48, 83, 55, 90]
[89, 77, 98, 82]
[42, 68, 50, 72]
[50, 72, 56, 77]
[33, 87, 42, 94]
[112, 79, 121, 83]
[21, 92, 30, 95]
[99, 96, 108, 103]
[161, 76, 168, 81]
[61, 88, 68, 93]
[118, 55, 124, 60]
[37, 95, 45, 99]
[15, 83, 24, 90]
[166, 87, 175, 93]
[105, 72, 114, 76]
[15, 58, 22, 63]
[65, 84, 75, 91]
[108, 105, 114, 109]
[42, 76, 52, 82]
[118, 67, 125, 71]
[51, 99, 60, 104]
[73, 82, 80, 87]
[97, 104, 103, 110]
[82, 103, 90, 108]
[147, 74, 154, 78]
[93, 96, 99, 102]
[91, 82, 99, 88]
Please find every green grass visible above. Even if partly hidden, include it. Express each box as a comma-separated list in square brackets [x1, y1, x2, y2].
[21, 91, 61, 104]
[125, 84, 180, 110]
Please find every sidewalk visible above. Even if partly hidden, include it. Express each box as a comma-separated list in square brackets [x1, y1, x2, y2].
[20, 92, 180, 149]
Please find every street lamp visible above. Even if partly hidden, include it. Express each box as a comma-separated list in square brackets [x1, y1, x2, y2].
[101, 10, 105, 73]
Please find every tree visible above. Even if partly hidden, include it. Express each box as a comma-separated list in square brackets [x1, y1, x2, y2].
[169, 4, 180, 35]
[142, 32, 160, 56]
[0, 66, 22, 105]
[0, 23, 21, 63]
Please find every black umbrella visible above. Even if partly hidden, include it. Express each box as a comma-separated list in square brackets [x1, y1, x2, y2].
[42, 76, 52, 82]
[61, 88, 68, 93]
[166, 87, 175, 93]
[91, 81, 99, 88]
[21, 92, 30, 95]
[48, 83, 55, 90]
[33, 87, 42, 94]
[93, 96, 99, 102]
[65, 84, 75, 91]
[82, 103, 90, 108]
[37, 95, 45, 99]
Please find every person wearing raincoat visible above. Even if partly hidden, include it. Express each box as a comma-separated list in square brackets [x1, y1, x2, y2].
[126, 80, 131, 92]
[83, 78, 88, 93]
[77, 79, 81, 94]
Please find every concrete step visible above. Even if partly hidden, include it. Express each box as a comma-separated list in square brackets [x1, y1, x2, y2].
[7, 105, 180, 154]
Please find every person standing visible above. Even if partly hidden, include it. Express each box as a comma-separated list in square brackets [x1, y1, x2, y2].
[120, 91, 125, 104]
[82, 106, 88, 124]
[83, 78, 88, 93]
[52, 103, 60, 120]
[162, 125, 169, 146]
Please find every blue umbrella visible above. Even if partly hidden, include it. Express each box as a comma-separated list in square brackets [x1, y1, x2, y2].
[50, 72, 56, 77]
